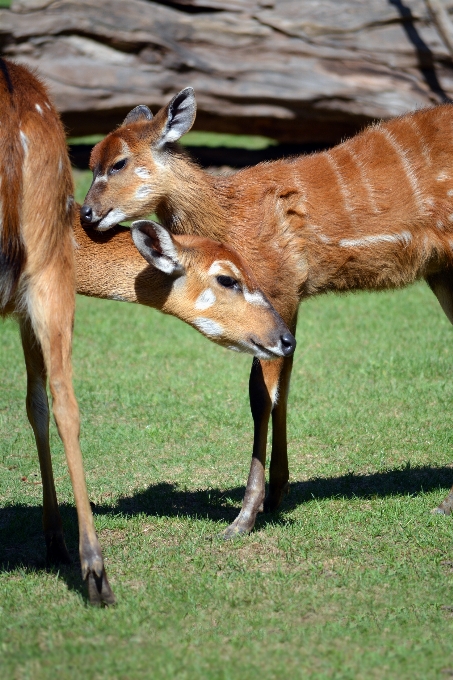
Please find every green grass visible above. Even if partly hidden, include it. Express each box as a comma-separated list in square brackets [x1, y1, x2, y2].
[2, 171, 453, 677]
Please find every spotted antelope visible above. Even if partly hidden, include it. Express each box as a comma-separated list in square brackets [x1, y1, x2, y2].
[81, 89, 453, 537]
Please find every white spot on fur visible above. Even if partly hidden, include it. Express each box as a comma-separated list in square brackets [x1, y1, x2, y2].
[448, 189, 453, 197]
[339, 231, 412, 248]
[438, 171, 449, 181]
[45, 102, 51, 110]
[135, 185, 152, 199]
[35, 103, 43, 115]
[94, 174, 107, 185]
[449, 214, 453, 223]
[437, 220, 445, 230]
[135, 167, 151, 179]
[193, 317, 223, 337]
[195, 288, 216, 310]
[208, 260, 241, 278]
[97, 208, 128, 231]
[19, 130, 28, 153]
[243, 287, 268, 307]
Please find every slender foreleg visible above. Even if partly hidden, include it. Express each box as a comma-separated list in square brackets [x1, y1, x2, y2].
[223, 357, 285, 538]
[27, 259, 115, 605]
[19, 316, 71, 564]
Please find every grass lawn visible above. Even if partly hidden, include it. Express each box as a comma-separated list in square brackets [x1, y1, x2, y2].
[1, 172, 453, 678]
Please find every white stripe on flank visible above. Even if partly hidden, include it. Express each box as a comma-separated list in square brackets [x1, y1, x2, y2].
[339, 231, 412, 248]
[348, 149, 380, 214]
[194, 288, 216, 311]
[193, 317, 223, 337]
[379, 127, 425, 212]
[326, 152, 354, 218]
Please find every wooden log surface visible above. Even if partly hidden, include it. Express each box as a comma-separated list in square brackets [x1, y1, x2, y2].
[1, 0, 453, 143]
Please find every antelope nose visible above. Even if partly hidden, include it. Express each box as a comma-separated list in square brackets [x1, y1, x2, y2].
[80, 204, 93, 224]
[281, 332, 296, 357]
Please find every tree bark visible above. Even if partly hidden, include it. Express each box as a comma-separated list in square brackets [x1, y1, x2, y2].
[1, 0, 453, 143]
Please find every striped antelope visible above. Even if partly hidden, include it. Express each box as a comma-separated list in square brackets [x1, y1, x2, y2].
[0, 58, 294, 607]
[81, 89, 453, 537]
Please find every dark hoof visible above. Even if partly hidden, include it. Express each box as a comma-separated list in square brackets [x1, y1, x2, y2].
[433, 491, 453, 516]
[86, 569, 116, 606]
[264, 482, 290, 513]
[45, 531, 71, 565]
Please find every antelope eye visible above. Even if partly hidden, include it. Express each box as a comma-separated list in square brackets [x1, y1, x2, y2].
[110, 158, 127, 174]
[216, 275, 240, 290]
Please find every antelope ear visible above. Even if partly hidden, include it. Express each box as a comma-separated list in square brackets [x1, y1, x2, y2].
[155, 87, 196, 148]
[131, 220, 185, 276]
[122, 105, 153, 126]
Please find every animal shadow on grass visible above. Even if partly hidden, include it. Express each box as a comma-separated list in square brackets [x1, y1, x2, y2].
[1, 463, 452, 598]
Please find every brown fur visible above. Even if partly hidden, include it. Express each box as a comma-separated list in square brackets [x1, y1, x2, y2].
[1, 60, 114, 605]
[83, 99, 453, 535]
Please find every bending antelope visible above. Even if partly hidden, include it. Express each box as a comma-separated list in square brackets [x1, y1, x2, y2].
[81, 89, 453, 538]
[74, 215, 296, 361]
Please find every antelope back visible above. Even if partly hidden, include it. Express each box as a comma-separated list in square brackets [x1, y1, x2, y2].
[0, 58, 74, 310]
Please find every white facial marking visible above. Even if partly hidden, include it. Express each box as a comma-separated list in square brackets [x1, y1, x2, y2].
[19, 130, 28, 153]
[193, 317, 223, 337]
[97, 208, 128, 231]
[243, 287, 268, 307]
[208, 260, 241, 278]
[94, 174, 107, 185]
[35, 103, 43, 115]
[339, 231, 412, 248]
[120, 140, 130, 154]
[135, 185, 152, 199]
[195, 288, 216, 311]
[135, 167, 151, 179]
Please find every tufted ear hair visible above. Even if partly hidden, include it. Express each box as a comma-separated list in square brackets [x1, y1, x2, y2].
[131, 220, 185, 277]
[154, 87, 196, 149]
[122, 105, 153, 126]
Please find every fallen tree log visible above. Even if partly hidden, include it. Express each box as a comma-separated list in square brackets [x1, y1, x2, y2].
[1, 0, 453, 144]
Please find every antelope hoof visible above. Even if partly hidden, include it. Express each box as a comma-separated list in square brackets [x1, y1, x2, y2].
[264, 482, 290, 513]
[222, 515, 256, 540]
[86, 568, 116, 606]
[45, 531, 71, 565]
[432, 491, 453, 516]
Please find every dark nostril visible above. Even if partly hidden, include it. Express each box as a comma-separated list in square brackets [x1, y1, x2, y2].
[80, 204, 93, 223]
[281, 332, 296, 356]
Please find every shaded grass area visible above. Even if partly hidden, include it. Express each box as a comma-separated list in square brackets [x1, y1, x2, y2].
[2, 278, 453, 678]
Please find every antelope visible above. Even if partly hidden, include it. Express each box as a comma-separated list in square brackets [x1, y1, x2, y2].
[81, 88, 453, 538]
[74, 215, 296, 362]
[0, 58, 115, 605]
